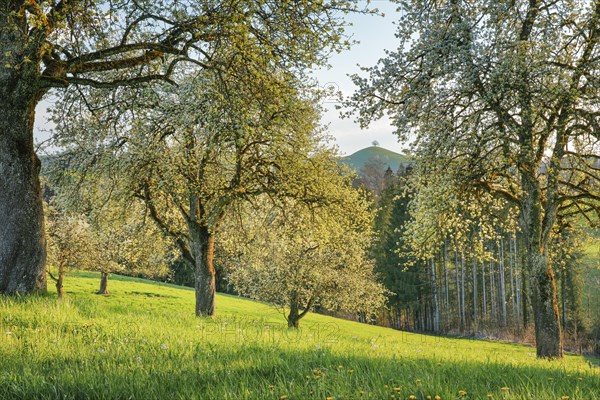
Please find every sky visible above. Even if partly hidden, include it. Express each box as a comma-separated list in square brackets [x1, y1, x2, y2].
[312, 0, 403, 156]
[34, 1, 403, 156]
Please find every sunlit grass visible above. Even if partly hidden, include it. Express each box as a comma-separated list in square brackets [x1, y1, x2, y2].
[1, 272, 598, 399]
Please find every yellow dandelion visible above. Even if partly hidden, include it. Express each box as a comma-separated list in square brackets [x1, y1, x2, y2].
[384, 385, 389, 389]
[280, 396, 288, 400]
[306, 375, 310, 379]
[434, 396, 441, 400]
[487, 395, 493, 399]
[458, 390, 467, 396]
[394, 387, 401, 392]
[501, 387, 509, 392]
[561, 397, 570, 400]
[347, 369, 354, 374]
[409, 396, 417, 400]
[314, 375, 321, 379]
[269, 385, 275, 390]
[338, 365, 343, 369]
[426, 397, 432, 400]
[416, 379, 422, 384]
[327, 397, 334, 400]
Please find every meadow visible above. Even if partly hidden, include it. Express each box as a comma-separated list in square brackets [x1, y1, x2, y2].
[0, 272, 598, 400]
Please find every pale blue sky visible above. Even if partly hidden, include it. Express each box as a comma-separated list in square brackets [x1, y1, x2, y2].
[313, 0, 402, 155]
[35, 1, 402, 156]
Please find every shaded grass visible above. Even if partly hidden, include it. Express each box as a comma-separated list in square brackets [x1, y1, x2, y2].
[1, 272, 598, 399]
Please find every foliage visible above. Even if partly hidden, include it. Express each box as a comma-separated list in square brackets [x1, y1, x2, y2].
[46, 205, 94, 276]
[221, 185, 386, 326]
[0, 272, 598, 399]
[348, 0, 600, 358]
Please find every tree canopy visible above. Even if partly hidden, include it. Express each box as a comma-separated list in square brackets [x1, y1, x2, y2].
[348, 0, 600, 358]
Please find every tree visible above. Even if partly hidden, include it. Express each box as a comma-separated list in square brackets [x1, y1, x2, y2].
[0, 0, 361, 294]
[221, 190, 386, 329]
[45, 206, 93, 298]
[349, 0, 600, 358]
[50, 67, 339, 316]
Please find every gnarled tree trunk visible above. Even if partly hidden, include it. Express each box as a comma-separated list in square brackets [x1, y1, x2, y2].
[0, 94, 47, 294]
[191, 225, 216, 317]
[521, 173, 562, 358]
[97, 272, 109, 295]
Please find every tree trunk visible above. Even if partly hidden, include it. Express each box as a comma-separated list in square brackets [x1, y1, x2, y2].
[499, 239, 507, 327]
[56, 263, 65, 299]
[430, 258, 439, 333]
[97, 272, 109, 294]
[528, 252, 562, 358]
[473, 257, 478, 324]
[0, 96, 47, 294]
[520, 170, 563, 358]
[190, 225, 216, 317]
[288, 296, 301, 329]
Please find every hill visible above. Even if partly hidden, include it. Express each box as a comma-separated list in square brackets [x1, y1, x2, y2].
[341, 146, 412, 173]
[0, 272, 598, 399]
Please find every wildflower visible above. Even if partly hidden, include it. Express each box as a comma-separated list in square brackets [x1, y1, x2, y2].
[269, 385, 275, 390]
[416, 379, 421, 384]
[338, 365, 344, 369]
[487, 395, 493, 399]
[327, 397, 334, 400]
[314, 375, 321, 379]
[160, 343, 167, 350]
[427, 397, 432, 400]
[384, 385, 389, 389]
[409, 396, 417, 400]
[458, 390, 467, 396]
[561, 397, 570, 400]
[434, 396, 441, 400]
[135, 356, 142, 364]
[394, 387, 401, 392]
[501, 387, 509, 393]
[280, 396, 288, 400]
[347, 369, 354, 374]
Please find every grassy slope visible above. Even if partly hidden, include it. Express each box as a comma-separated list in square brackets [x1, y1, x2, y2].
[341, 146, 412, 172]
[1, 272, 598, 400]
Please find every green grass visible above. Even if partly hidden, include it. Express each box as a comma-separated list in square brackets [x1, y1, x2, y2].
[1, 272, 598, 400]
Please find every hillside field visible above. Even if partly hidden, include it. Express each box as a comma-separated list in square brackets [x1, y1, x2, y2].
[0, 272, 598, 400]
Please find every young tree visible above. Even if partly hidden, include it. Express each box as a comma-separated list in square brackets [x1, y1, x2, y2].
[46, 206, 93, 298]
[222, 191, 386, 329]
[349, 0, 600, 358]
[0, 0, 361, 294]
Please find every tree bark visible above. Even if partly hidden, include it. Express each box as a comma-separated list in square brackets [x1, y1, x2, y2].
[430, 258, 439, 333]
[288, 297, 301, 329]
[56, 263, 65, 299]
[97, 272, 109, 294]
[0, 95, 47, 294]
[191, 225, 216, 317]
[528, 252, 562, 358]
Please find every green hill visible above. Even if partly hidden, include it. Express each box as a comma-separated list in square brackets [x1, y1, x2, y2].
[1, 272, 598, 399]
[341, 146, 412, 172]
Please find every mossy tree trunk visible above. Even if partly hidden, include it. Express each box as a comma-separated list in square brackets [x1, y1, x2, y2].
[97, 272, 109, 295]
